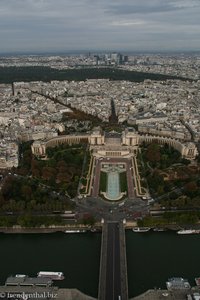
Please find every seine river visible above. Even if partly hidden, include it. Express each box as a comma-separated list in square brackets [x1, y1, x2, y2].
[0, 231, 199, 298]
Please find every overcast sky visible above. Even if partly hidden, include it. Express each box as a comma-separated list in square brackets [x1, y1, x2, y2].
[0, 0, 200, 53]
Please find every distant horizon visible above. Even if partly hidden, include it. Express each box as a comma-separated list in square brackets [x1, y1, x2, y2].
[1, 49, 200, 57]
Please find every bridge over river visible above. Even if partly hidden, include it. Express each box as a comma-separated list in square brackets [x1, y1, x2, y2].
[98, 221, 128, 300]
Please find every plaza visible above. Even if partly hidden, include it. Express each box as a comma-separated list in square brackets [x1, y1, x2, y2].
[31, 127, 199, 201]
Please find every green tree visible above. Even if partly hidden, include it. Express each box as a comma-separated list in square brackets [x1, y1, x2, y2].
[146, 143, 161, 163]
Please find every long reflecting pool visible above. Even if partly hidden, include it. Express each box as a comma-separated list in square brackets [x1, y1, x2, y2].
[106, 171, 120, 200]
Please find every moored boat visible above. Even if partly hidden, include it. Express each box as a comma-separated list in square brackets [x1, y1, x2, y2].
[37, 271, 64, 280]
[65, 229, 86, 233]
[15, 274, 27, 278]
[132, 227, 151, 233]
[177, 229, 200, 235]
[166, 277, 190, 290]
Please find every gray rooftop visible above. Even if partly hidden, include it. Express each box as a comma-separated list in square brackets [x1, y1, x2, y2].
[5, 276, 52, 287]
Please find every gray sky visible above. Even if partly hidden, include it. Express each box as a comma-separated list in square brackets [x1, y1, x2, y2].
[0, 0, 200, 53]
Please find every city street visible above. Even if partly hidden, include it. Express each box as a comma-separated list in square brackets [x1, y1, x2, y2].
[75, 196, 149, 222]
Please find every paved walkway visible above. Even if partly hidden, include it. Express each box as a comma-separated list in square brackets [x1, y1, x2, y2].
[131, 289, 192, 300]
[92, 157, 135, 200]
[0, 286, 96, 300]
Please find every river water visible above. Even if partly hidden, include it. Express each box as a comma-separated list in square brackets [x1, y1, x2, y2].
[126, 230, 200, 297]
[0, 231, 199, 298]
[0, 232, 101, 298]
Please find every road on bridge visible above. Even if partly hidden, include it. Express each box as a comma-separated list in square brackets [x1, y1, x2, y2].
[105, 222, 121, 300]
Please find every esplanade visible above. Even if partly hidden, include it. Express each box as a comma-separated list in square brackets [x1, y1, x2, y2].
[31, 127, 198, 160]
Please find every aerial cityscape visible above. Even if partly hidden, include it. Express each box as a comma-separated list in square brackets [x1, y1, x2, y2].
[0, 0, 200, 300]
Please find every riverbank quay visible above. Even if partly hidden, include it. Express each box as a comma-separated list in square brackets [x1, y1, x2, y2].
[1, 285, 199, 300]
[125, 221, 200, 231]
[0, 224, 102, 234]
[0, 285, 96, 300]
[0, 222, 194, 233]
[125, 221, 137, 228]
[131, 288, 200, 300]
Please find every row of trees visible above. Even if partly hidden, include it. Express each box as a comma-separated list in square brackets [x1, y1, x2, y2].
[160, 195, 200, 209]
[99, 172, 107, 192]
[0, 215, 63, 227]
[138, 211, 200, 227]
[120, 172, 128, 192]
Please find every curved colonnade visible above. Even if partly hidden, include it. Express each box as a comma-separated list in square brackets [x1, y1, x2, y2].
[31, 130, 198, 160]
